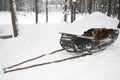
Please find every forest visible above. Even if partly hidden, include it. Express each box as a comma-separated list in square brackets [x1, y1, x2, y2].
[0, 1, 120, 80]
[0, 0, 120, 18]
[0, 0, 120, 37]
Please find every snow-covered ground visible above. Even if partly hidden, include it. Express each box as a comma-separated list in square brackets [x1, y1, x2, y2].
[0, 11, 120, 80]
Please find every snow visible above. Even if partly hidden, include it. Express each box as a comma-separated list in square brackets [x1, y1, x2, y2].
[0, 11, 120, 80]
[61, 12, 118, 35]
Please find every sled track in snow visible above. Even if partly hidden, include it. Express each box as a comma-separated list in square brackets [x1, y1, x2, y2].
[4, 49, 92, 74]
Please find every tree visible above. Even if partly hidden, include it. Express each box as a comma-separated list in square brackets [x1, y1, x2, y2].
[9, 0, 18, 37]
[0, 0, 9, 11]
[107, 0, 112, 16]
[88, 0, 92, 14]
[77, 0, 82, 13]
[118, 0, 120, 19]
[46, 0, 48, 23]
[84, 0, 87, 14]
[64, 0, 67, 22]
[117, 0, 120, 28]
[70, 0, 74, 23]
[112, 0, 117, 17]
[35, 0, 39, 24]
[73, 2, 77, 21]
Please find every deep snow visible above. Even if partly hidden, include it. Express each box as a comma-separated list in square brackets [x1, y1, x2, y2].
[0, 12, 120, 80]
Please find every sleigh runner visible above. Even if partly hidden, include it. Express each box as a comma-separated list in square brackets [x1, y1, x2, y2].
[60, 28, 119, 53]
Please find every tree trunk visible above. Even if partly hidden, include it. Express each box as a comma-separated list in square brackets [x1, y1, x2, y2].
[117, 0, 120, 28]
[78, 0, 82, 13]
[118, 0, 120, 19]
[107, 0, 112, 17]
[112, 0, 117, 17]
[64, 0, 67, 22]
[88, 0, 92, 14]
[117, 19, 120, 28]
[70, 0, 73, 23]
[9, 0, 18, 37]
[46, 0, 48, 23]
[92, 0, 95, 11]
[84, 0, 87, 14]
[73, 2, 76, 21]
[35, 0, 38, 24]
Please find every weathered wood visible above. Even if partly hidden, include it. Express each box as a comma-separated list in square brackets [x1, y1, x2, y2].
[4, 53, 91, 73]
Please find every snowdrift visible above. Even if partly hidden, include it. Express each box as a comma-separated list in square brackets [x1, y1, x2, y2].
[60, 12, 119, 35]
[0, 12, 120, 80]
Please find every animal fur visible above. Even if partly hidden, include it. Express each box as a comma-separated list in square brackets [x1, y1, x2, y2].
[82, 28, 114, 40]
[82, 28, 94, 36]
[92, 28, 114, 40]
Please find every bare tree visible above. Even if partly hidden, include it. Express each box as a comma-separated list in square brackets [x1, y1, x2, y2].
[73, 2, 76, 21]
[70, 0, 73, 23]
[88, 0, 92, 14]
[117, 0, 120, 28]
[84, 0, 87, 14]
[77, 0, 82, 13]
[46, 0, 48, 23]
[107, 0, 112, 16]
[118, 0, 120, 19]
[112, 0, 117, 17]
[35, 0, 39, 24]
[9, 0, 18, 37]
[64, 0, 67, 22]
